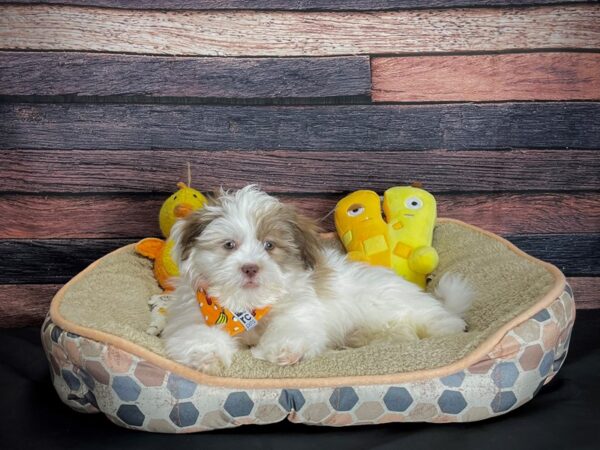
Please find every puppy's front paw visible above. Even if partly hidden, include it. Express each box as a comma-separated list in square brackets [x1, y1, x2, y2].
[251, 342, 306, 366]
[174, 341, 234, 375]
[187, 345, 227, 374]
[164, 328, 237, 375]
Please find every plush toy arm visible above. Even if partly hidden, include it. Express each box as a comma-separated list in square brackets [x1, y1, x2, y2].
[408, 246, 439, 274]
[135, 237, 165, 260]
[346, 250, 370, 263]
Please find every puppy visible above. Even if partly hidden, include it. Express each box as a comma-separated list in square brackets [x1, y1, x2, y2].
[162, 186, 473, 373]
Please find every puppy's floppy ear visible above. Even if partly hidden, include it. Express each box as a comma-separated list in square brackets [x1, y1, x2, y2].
[285, 207, 323, 270]
[169, 195, 221, 264]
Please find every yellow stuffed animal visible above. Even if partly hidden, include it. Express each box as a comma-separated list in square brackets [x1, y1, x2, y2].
[135, 181, 206, 335]
[334, 185, 438, 288]
[135, 182, 207, 291]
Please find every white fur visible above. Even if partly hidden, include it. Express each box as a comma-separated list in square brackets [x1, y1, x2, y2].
[162, 186, 474, 373]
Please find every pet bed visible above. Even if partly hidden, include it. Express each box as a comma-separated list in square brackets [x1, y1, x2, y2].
[42, 219, 574, 432]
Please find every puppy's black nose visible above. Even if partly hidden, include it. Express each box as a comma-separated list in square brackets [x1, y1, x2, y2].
[241, 264, 259, 278]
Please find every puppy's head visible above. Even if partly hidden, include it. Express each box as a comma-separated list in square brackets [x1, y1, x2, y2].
[170, 185, 322, 311]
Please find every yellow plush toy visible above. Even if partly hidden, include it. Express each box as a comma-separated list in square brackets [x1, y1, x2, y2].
[334, 184, 438, 288]
[135, 181, 207, 291]
[135, 180, 207, 335]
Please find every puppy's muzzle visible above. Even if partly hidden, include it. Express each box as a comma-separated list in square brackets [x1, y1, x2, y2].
[241, 264, 260, 279]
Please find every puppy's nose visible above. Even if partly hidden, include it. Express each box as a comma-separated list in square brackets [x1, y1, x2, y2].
[241, 264, 259, 278]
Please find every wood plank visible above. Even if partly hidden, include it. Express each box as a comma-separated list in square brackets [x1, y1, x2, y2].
[2, 103, 599, 151]
[0, 1, 587, 11]
[0, 195, 164, 239]
[436, 193, 600, 236]
[1, 149, 598, 194]
[372, 53, 600, 102]
[1, 5, 599, 56]
[505, 234, 599, 277]
[568, 277, 600, 310]
[0, 53, 370, 98]
[0, 239, 132, 284]
[3, 275, 597, 327]
[1, 193, 599, 238]
[0, 284, 59, 327]
[0, 234, 597, 284]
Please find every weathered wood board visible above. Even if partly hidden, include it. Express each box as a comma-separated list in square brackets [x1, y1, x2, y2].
[372, 53, 600, 102]
[1, 5, 599, 56]
[0, 53, 371, 98]
[2, 103, 599, 150]
[1, 193, 598, 238]
[2, 149, 598, 194]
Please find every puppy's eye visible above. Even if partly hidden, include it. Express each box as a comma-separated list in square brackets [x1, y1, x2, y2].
[347, 204, 365, 217]
[264, 241, 275, 251]
[223, 240, 236, 250]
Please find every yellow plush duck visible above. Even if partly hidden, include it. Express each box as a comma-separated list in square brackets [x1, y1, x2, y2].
[334, 184, 438, 288]
[135, 182, 207, 292]
[135, 181, 207, 335]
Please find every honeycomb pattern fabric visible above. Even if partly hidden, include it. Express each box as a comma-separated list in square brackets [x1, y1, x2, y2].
[41, 286, 574, 432]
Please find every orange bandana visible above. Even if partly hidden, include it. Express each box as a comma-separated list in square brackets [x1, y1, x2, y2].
[196, 289, 271, 336]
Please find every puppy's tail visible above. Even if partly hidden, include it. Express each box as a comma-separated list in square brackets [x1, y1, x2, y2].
[434, 273, 474, 317]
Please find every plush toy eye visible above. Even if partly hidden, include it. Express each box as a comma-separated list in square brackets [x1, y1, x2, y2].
[193, 194, 197, 198]
[347, 204, 365, 217]
[264, 241, 275, 251]
[223, 240, 236, 250]
[405, 197, 423, 210]
[173, 195, 177, 200]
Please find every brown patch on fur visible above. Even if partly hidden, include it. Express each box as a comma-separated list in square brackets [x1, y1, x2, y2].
[178, 195, 222, 261]
[257, 204, 324, 270]
[290, 211, 324, 270]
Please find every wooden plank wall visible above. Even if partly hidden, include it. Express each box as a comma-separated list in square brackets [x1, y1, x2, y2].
[0, 1, 599, 327]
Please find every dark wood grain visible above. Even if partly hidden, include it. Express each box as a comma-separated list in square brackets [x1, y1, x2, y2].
[0, 53, 370, 98]
[1, 234, 597, 284]
[568, 277, 600, 310]
[0, 239, 132, 284]
[2, 103, 599, 151]
[0, 1, 586, 11]
[0, 284, 60, 327]
[1, 193, 599, 238]
[372, 53, 600, 102]
[505, 234, 599, 277]
[2, 5, 598, 56]
[2, 149, 598, 194]
[3, 275, 597, 327]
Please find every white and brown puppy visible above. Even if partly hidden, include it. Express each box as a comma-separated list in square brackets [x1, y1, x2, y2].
[162, 186, 473, 373]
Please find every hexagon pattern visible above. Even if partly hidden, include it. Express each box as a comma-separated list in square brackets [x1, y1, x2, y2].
[383, 387, 413, 412]
[441, 372, 465, 387]
[117, 405, 145, 427]
[438, 391, 467, 414]
[224, 392, 254, 417]
[491, 362, 520, 388]
[491, 391, 518, 413]
[170, 402, 200, 427]
[112, 376, 141, 401]
[279, 389, 306, 411]
[167, 374, 197, 399]
[329, 387, 359, 411]
[42, 284, 574, 432]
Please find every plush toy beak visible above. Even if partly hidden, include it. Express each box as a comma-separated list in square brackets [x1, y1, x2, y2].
[174, 203, 193, 218]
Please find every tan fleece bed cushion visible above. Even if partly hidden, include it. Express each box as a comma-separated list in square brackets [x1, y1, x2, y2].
[52, 219, 563, 380]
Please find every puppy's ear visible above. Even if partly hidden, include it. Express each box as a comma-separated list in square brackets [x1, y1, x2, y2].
[286, 208, 323, 270]
[170, 196, 221, 264]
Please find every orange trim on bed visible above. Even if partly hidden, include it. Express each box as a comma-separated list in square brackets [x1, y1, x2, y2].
[49, 218, 566, 389]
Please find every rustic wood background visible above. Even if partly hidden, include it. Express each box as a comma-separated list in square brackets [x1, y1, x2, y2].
[0, 0, 599, 327]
